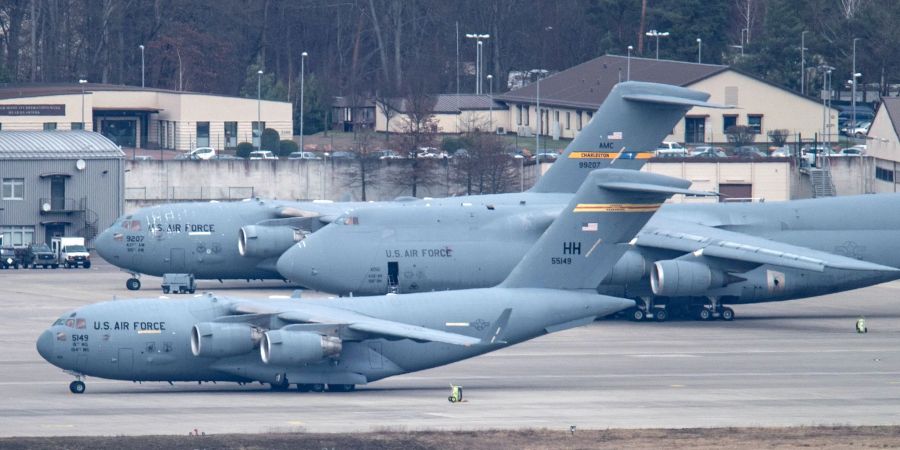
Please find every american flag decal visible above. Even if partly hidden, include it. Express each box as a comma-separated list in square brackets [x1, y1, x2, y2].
[582, 222, 598, 231]
[607, 131, 623, 140]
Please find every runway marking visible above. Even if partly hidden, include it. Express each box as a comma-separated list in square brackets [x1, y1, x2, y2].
[40, 424, 74, 429]
[397, 371, 900, 381]
[629, 354, 699, 358]
[670, 384, 685, 388]
[286, 421, 305, 426]
[426, 413, 457, 418]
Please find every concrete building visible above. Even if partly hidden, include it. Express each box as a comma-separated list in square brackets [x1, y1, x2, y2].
[374, 94, 508, 134]
[0, 84, 292, 152]
[497, 55, 838, 146]
[0, 131, 124, 246]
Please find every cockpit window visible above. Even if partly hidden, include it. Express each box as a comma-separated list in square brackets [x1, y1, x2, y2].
[121, 220, 142, 232]
[65, 319, 75, 328]
[53, 319, 64, 326]
[335, 214, 359, 226]
[75, 318, 86, 329]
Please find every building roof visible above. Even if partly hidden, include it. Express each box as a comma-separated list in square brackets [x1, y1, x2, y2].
[0, 131, 125, 159]
[877, 97, 900, 141]
[381, 94, 507, 114]
[497, 54, 727, 109]
[0, 82, 289, 104]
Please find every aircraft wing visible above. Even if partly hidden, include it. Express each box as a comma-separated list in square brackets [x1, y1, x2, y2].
[231, 301, 480, 346]
[634, 223, 899, 273]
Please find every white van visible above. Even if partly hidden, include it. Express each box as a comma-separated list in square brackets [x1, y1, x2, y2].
[654, 141, 687, 158]
[248, 150, 277, 160]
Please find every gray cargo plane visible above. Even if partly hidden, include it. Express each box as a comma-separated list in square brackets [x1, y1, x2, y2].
[37, 169, 699, 394]
[94, 81, 724, 290]
[277, 191, 900, 321]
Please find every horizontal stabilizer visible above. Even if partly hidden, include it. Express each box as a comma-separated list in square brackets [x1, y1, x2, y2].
[598, 181, 718, 197]
[623, 93, 732, 109]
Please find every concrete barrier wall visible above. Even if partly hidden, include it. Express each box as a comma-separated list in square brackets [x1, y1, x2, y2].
[125, 159, 540, 212]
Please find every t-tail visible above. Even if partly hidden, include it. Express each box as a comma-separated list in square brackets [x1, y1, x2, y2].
[503, 168, 714, 290]
[530, 81, 728, 194]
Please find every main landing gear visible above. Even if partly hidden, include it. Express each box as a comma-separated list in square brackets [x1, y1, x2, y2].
[126, 276, 141, 291]
[69, 378, 86, 394]
[628, 297, 669, 322]
[295, 383, 354, 392]
[694, 297, 734, 321]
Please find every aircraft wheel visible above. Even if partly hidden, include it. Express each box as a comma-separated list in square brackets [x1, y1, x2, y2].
[296, 384, 312, 392]
[327, 384, 355, 392]
[311, 383, 325, 392]
[162, 287, 170, 294]
[631, 309, 645, 321]
[69, 380, 86, 394]
[722, 307, 735, 321]
[655, 308, 668, 322]
[698, 308, 712, 321]
[52, 264, 59, 269]
[64, 262, 71, 269]
[84, 261, 91, 269]
[126, 278, 141, 291]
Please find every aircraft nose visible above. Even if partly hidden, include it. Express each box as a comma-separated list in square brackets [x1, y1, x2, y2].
[36, 330, 54, 362]
[94, 226, 116, 262]
[276, 244, 306, 282]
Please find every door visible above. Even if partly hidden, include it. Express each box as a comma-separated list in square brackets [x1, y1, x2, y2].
[718, 184, 753, 202]
[50, 176, 65, 210]
[685, 117, 706, 144]
[387, 261, 399, 290]
[170, 248, 186, 272]
[44, 224, 65, 245]
[117, 348, 133, 376]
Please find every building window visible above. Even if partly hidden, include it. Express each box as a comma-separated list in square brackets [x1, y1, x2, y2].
[554, 110, 559, 124]
[576, 111, 582, 131]
[2, 178, 24, 200]
[747, 115, 763, 134]
[522, 107, 529, 126]
[0, 226, 35, 246]
[196, 122, 210, 147]
[224, 122, 237, 148]
[566, 112, 571, 130]
[43, 122, 57, 131]
[71, 122, 84, 130]
[876, 167, 895, 182]
[723, 115, 738, 133]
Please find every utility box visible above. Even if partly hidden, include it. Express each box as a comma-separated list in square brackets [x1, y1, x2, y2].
[161, 273, 196, 294]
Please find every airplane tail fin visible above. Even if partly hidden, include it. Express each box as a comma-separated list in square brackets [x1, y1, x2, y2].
[502, 168, 713, 290]
[530, 81, 728, 194]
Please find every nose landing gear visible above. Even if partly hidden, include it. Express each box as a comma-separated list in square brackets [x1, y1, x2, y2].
[126, 275, 141, 291]
[69, 379, 86, 394]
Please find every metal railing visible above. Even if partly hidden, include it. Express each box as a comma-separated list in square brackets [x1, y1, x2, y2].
[38, 197, 85, 213]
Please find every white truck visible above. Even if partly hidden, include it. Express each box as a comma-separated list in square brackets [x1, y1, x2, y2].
[51, 237, 91, 269]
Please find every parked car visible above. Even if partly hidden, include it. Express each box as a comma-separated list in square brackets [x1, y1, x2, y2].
[731, 146, 768, 159]
[849, 121, 871, 138]
[0, 247, 21, 269]
[330, 151, 357, 160]
[690, 148, 728, 158]
[837, 147, 864, 156]
[185, 146, 217, 160]
[372, 149, 403, 160]
[248, 150, 277, 160]
[654, 141, 688, 158]
[133, 155, 154, 161]
[534, 152, 560, 162]
[211, 154, 244, 160]
[24, 243, 57, 268]
[287, 151, 323, 160]
[770, 146, 792, 157]
[689, 146, 726, 156]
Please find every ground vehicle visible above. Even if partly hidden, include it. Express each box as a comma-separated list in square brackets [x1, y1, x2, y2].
[287, 151, 322, 160]
[51, 237, 91, 268]
[24, 243, 57, 268]
[373, 149, 403, 160]
[0, 247, 20, 269]
[838, 147, 864, 156]
[133, 155, 154, 161]
[416, 147, 448, 158]
[212, 154, 243, 160]
[248, 150, 277, 160]
[690, 147, 728, 158]
[187, 147, 217, 160]
[850, 121, 871, 138]
[770, 146, 791, 157]
[330, 151, 357, 160]
[161, 273, 195, 294]
[654, 141, 687, 157]
[731, 146, 768, 159]
[534, 152, 560, 162]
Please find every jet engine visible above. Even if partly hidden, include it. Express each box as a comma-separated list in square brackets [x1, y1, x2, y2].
[260, 330, 342, 365]
[601, 250, 651, 285]
[650, 260, 727, 297]
[191, 322, 261, 358]
[238, 225, 304, 258]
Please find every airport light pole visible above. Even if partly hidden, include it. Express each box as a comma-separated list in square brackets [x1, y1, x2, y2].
[487, 74, 493, 132]
[800, 31, 808, 95]
[78, 79, 87, 130]
[696, 38, 702, 63]
[851, 38, 860, 131]
[465, 33, 490, 94]
[139, 45, 145, 88]
[300, 51, 308, 154]
[645, 30, 669, 60]
[257, 69, 263, 151]
[626, 45, 633, 80]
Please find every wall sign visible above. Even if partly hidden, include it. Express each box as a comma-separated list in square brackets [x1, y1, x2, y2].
[0, 104, 66, 116]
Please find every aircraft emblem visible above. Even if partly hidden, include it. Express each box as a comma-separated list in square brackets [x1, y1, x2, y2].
[834, 241, 866, 260]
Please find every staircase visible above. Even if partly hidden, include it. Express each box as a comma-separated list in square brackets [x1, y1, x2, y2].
[809, 168, 836, 198]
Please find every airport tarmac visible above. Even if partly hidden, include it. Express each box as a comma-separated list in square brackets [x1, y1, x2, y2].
[3, 259, 900, 437]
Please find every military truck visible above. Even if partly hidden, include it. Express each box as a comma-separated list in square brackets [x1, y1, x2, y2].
[24, 243, 57, 268]
[51, 237, 91, 269]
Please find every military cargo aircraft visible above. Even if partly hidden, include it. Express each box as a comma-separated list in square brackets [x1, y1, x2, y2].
[37, 169, 702, 394]
[278, 192, 900, 321]
[94, 81, 725, 290]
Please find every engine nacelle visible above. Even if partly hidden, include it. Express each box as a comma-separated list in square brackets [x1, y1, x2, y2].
[191, 322, 260, 358]
[260, 330, 342, 366]
[601, 250, 651, 285]
[651, 260, 727, 297]
[238, 225, 304, 258]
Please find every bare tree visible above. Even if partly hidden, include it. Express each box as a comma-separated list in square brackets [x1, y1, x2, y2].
[343, 128, 380, 201]
[391, 89, 439, 197]
[726, 125, 756, 147]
